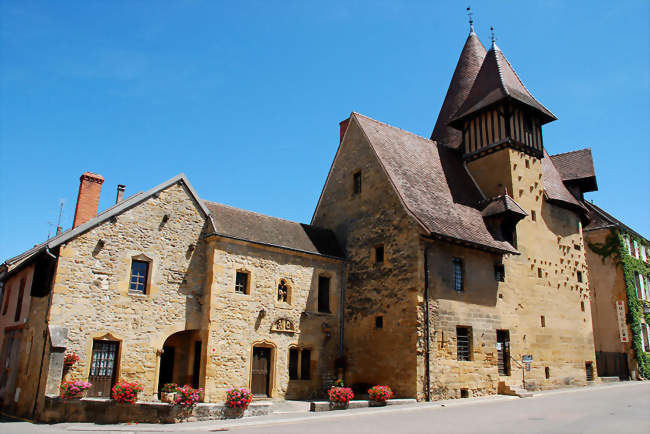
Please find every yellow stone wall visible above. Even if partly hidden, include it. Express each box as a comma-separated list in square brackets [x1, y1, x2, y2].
[201, 237, 343, 401]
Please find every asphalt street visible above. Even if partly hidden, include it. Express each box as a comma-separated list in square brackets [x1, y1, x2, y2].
[1, 382, 648, 434]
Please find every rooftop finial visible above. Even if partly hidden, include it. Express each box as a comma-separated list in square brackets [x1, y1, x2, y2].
[490, 26, 496, 46]
[467, 7, 474, 33]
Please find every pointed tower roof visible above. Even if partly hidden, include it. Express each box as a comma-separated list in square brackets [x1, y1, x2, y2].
[449, 42, 556, 128]
[430, 30, 487, 148]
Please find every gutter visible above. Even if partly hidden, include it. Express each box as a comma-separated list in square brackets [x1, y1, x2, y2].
[423, 246, 431, 402]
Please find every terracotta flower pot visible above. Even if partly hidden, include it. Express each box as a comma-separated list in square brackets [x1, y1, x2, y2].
[369, 400, 387, 407]
[161, 392, 176, 404]
[224, 406, 246, 419]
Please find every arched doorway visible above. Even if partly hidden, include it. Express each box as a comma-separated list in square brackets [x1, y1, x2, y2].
[158, 330, 202, 396]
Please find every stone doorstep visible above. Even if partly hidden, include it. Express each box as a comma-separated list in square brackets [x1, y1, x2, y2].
[310, 399, 417, 412]
[599, 377, 620, 383]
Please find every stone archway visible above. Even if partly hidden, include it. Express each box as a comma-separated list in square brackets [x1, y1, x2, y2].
[157, 330, 202, 396]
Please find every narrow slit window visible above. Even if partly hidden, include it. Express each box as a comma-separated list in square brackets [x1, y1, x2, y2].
[353, 171, 362, 195]
[453, 258, 464, 292]
[494, 264, 505, 282]
[317, 275, 330, 313]
[375, 245, 384, 264]
[375, 316, 383, 329]
[541, 315, 546, 327]
[531, 210, 536, 221]
[288, 348, 299, 380]
[577, 271, 583, 283]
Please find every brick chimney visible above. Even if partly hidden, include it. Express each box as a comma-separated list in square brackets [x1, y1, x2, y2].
[339, 118, 350, 144]
[72, 172, 104, 228]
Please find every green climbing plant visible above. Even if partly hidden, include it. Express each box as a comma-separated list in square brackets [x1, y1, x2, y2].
[590, 229, 650, 378]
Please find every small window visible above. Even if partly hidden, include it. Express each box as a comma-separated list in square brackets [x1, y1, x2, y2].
[235, 271, 249, 294]
[585, 362, 594, 381]
[453, 258, 464, 292]
[531, 210, 536, 221]
[1, 285, 11, 315]
[353, 171, 362, 195]
[642, 324, 650, 352]
[375, 245, 384, 264]
[460, 389, 469, 398]
[288, 348, 299, 380]
[574, 244, 581, 251]
[375, 316, 383, 329]
[14, 278, 25, 322]
[537, 268, 543, 278]
[577, 271, 583, 283]
[456, 326, 471, 361]
[277, 279, 290, 303]
[633, 240, 639, 258]
[581, 301, 585, 312]
[545, 367, 550, 379]
[494, 265, 505, 282]
[317, 275, 330, 313]
[525, 159, 530, 169]
[129, 260, 149, 294]
[300, 349, 311, 380]
[540, 315, 546, 327]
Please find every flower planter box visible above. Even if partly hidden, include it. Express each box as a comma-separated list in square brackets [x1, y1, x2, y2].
[369, 400, 387, 407]
[329, 401, 350, 410]
[223, 406, 246, 419]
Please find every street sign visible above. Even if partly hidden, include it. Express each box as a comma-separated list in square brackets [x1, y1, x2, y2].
[522, 354, 533, 363]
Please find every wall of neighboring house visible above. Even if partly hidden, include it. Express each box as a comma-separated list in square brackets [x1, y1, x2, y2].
[312, 118, 423, 399]
[201, 236, 343, 401]
[0, 265, 35, 410]
[28, 182, 209, 417]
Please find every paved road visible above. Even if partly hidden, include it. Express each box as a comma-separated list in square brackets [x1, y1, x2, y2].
[1, 382, 648, 433]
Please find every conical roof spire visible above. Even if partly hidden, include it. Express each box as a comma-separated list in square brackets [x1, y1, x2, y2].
[430, 30, 487, 148]
[449, 41, 556, 128]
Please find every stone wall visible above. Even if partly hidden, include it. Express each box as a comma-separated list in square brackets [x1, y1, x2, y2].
[202, 236, 343, 401]
[312, 117, 423, 399]
[40, 182, 209, 403]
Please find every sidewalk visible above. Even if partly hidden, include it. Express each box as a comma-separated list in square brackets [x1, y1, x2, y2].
[57, 381, 645, 432]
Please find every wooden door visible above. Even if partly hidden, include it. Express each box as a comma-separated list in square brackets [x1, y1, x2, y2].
[251, 347, 271, 396]
[87, 341, 119, 398]
[496, 330, 510, 376]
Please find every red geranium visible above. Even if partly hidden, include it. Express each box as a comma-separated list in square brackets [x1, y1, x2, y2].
[111, 381, 143, 404]
[328, 386, 354, 403]
[368, 385, 394, 402]
[174, 384, 203, 409]
[225, 387, 253, 409]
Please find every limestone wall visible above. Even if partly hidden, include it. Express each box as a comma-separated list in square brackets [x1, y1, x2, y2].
[43, 182, 209, 400]
[202, 237, 343, 401]
[312, 118, 423, 398]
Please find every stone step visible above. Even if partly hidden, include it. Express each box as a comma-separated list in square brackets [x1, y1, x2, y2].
[599, 376, 620, 383]
[310, 398, 416, 412]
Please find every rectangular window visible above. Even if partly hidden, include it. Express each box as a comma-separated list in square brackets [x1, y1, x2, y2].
[317, 275, 330, 313]
[353, 171, 362, 195]
[541, 315, 546, 327]
[634, 272, 643, 300]
[633, 240, 639, 258]
[494, 265, 505, 282]
[235, 271, 249, 294]
[531, 210, 536, 221]
[14, 278, 25, 322]
[288, 348, 299, 380]
[129, 260, 149, 294]
[375, 245, 384, 263]
[2, 285, 11, 315]
[643, 324, 650, 352]
[642, 246, 647, 262]
[577, 271, 583, 283]
[456, 327, 471, 361]
[639, 274, 646, 300]
[375, 316, 383, 329]
[300, 349, 311, 380]
[538, 268, 543, 278]
[453, 258, 464, 292]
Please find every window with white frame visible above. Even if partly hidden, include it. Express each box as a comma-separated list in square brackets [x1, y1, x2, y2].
[642, 246, 648, 262]
[624, 237, 632, 256]
[642, 324, 650, 352]
[634, 272, 644, 300]
[640, 274, 646, 300]
[633, 240, 639, 258]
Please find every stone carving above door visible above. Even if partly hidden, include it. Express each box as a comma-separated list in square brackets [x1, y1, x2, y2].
[271, 318, 297, 334]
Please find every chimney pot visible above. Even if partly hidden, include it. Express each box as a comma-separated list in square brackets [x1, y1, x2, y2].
[339, 118, 350, 144]
[116, 184, 126, 204]
[72, 172, 104, 228]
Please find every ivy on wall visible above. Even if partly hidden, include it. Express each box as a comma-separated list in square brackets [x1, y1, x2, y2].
[590, 229, 650, 378]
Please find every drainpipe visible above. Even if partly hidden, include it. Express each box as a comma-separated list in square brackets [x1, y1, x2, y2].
[338, 261, 346, 358]
[423, 246, 431, 402]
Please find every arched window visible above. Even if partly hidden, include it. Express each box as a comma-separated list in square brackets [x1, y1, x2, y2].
[277, 279, 289, 303]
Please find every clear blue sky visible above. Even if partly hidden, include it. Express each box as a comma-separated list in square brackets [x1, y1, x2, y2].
[1, 1, 648, 260]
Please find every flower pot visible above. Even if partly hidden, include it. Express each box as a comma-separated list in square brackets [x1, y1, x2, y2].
[224, 406, 246, 419]
[161, 392, 176, 404]
[369, 400, 387, 407]
[329, 401, 349, 410]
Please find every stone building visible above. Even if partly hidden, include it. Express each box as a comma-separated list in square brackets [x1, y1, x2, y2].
[582, 201, 650, 380]
[0, 23, 610, 420]
[0, 173, 344, 419]
[312, 28, 598, 400]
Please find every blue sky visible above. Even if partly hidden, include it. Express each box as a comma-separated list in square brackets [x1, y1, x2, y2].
[1, 1, 648, 260]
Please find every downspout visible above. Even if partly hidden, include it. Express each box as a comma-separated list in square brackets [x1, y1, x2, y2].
[423, 246, 431, 402]
[338, 261, 346, 358]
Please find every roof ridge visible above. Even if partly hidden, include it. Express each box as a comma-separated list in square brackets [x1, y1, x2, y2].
[491, 48, 508, 95]
[352, 112, 435, 143]
[203, 200, 308, 226]
[495, 47, 534, 99]
[550, 148, 592, 158]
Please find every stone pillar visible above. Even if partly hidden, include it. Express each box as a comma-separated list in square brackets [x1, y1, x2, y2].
[44, 325, 68, 396]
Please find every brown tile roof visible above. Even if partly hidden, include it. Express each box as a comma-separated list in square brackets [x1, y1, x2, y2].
[352, 112, 518, 254]
[583, 201, 648, 242]
[481, 194, 527, 218]
[449, 44, 556, 127]
[550, 148, 597, 185]
[204, 201, 343, 258]
[431, 31, 487, 149]
[541, 149, 588, 214]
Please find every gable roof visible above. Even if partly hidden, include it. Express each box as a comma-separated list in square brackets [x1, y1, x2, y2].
[449, 43, 556, 127]
[583, 201, 648, 242]
[431, 31, 487, 149]
[204, 202, 343, 258]
[352, 112, 518, 255]
[549, 148, 598, 193]
[1, 174, 213, 279]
